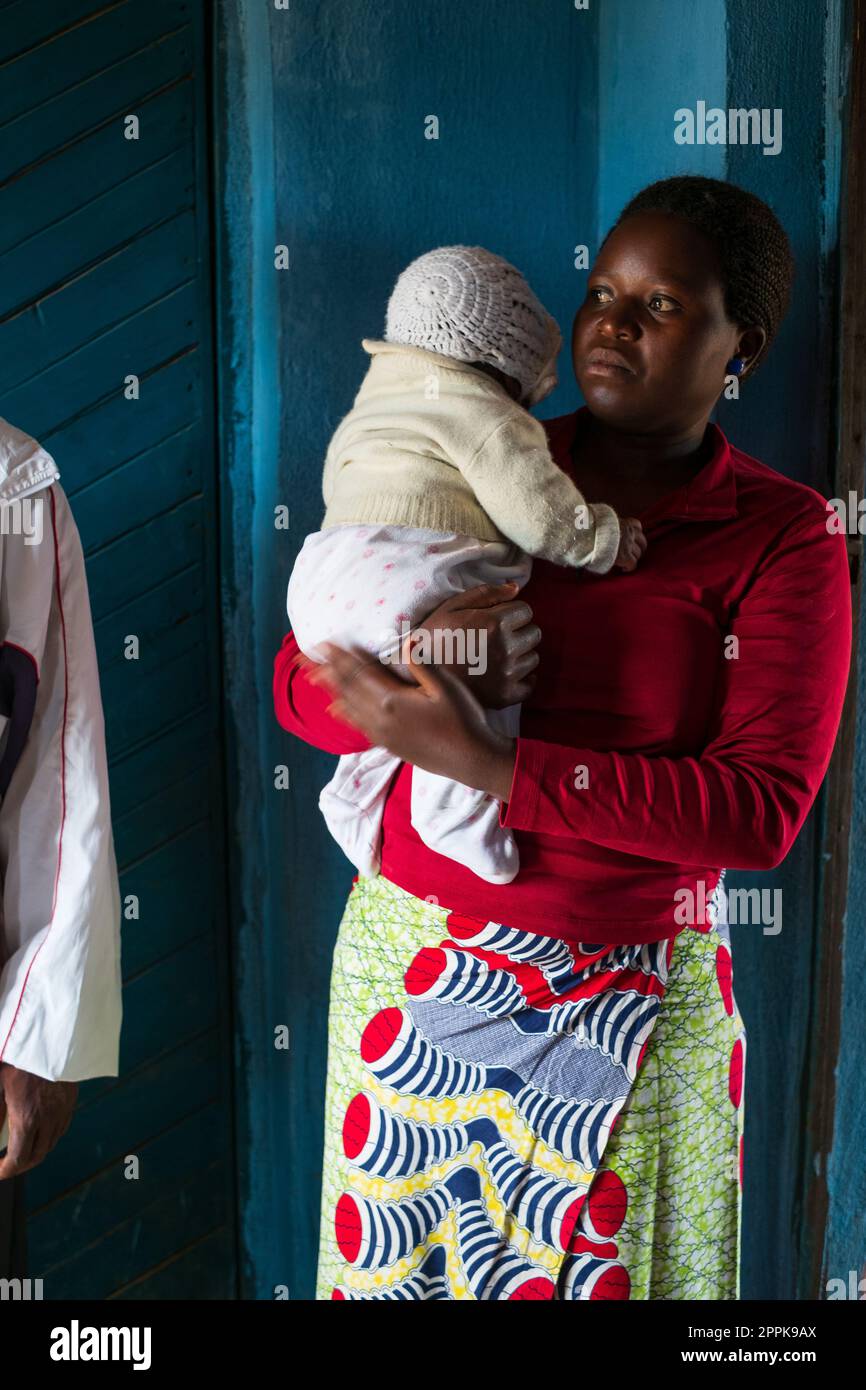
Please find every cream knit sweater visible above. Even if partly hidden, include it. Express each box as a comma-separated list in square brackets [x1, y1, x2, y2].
[321, 339, 621, 574]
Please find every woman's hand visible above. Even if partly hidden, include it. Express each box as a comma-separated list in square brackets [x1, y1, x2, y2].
[308, 639, 518, 801]
[409, 581, 541, 708]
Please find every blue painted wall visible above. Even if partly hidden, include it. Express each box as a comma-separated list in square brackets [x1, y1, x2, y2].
[819, 0, 866, 1300]
[594, 0, 851, 1304]
[597, 0, 728, 235]
[827, 571, 866, 1292]
[216, 0, 854, 1299]
[721, 0, 848, 1301]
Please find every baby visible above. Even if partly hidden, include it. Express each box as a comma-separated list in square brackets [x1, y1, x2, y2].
[286, 245, 645, 884]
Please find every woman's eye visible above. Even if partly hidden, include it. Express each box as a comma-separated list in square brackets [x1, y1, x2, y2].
[589, 287, 679, 312]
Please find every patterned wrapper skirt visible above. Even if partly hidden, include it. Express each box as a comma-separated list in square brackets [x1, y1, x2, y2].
[315, 871, 746, 1301]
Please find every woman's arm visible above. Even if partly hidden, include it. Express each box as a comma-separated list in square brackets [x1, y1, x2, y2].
[273, 630, 373, 755]
[272, 581, 543, 750]
[312, 506, 852, 873]
[500, 507, 852, 869]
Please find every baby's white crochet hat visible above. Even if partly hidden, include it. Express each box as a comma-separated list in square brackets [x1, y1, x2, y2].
[384, 245, 562, 405]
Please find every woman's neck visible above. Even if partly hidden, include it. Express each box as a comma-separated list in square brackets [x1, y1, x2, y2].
[577, 411, 713, 479]
[570, 409, 715, 514]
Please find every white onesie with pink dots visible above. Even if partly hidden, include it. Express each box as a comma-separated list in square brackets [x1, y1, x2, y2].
[286, 522, 532, 884]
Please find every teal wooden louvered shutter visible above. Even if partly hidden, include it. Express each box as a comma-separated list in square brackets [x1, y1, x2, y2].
[0, 0, 237, 1297]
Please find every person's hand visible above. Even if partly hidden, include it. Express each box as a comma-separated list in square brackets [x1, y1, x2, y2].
[0, 1062, 77, 1179]
[407, 580, 541, 708]
[613, 517, 648, 572]
[309, 638, 517, 801]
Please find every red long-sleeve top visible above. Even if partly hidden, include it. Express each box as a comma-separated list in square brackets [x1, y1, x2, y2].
[273, 406, 852, 945]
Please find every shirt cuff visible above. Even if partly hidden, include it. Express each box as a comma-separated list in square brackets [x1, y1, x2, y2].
[498, 737, 542, 828]
[582, 502, 622, 574]
[499, 737, 599, 836]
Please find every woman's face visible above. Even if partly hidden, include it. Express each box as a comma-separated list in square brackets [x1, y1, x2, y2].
[572, 210, 765, 434]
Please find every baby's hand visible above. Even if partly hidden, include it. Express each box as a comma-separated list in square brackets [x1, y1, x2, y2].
[614, 517, 647, 572]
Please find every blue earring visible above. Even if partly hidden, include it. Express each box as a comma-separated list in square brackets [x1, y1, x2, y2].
[727, 356, 746, 376]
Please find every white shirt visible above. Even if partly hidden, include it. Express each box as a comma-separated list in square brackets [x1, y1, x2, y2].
[0, 418, 121, 1146]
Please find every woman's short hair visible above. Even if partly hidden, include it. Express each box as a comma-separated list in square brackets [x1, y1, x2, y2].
[602, 175, 795, 378]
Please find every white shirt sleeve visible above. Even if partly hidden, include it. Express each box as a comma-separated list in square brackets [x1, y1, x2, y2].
[0, 483, 122, 1086]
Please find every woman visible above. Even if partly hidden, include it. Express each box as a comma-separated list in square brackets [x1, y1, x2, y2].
[274, 176, 852, 1300]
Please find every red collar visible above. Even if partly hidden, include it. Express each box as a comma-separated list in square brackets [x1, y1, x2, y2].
[549, 405, 739, 526]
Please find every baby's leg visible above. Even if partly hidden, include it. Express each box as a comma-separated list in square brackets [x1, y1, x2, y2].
[398, 538, 529, 882]
[287, 524, 531, 881]
[288, 523, 532, 667]
[409, 703, 522, 884]
[287, 526, 415, 874]
[319, 748, 402, 878]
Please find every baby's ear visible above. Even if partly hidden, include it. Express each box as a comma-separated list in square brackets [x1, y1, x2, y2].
[523, 370, 558, 408]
